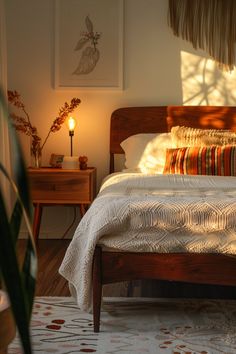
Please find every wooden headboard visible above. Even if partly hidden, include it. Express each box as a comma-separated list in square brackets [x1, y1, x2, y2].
[110, 105, 236, 173]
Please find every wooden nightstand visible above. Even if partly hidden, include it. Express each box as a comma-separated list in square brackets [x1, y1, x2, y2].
[28, 167, 96, 242]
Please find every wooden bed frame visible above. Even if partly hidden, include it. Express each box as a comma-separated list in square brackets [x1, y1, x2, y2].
[92, 105, 236, 332]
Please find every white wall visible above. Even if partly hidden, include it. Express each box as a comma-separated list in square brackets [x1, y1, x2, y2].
[5, 0, 236, 238]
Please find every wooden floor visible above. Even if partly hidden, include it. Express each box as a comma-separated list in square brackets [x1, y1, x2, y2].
[19, 239, 71, 296]
[18, 239, 129, 297]
[18, 239, 236, 299]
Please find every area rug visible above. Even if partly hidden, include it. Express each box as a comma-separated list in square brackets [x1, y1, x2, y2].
[8, 297, 236, 353]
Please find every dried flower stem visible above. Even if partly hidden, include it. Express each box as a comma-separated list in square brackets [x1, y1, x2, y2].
[7, 90, 81, 158]
[41, 130, 51, 151]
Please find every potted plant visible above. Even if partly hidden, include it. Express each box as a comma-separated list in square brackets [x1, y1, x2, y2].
[0, 88, 37, 354]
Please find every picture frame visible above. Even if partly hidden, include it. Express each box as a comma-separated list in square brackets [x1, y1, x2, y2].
[54, 0, 124, 90]
[49, 153, 64, 168]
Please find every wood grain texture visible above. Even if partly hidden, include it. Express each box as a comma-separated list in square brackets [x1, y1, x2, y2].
[101, 251, 236, 286]
[18, 240, 71, 296]
[36, 240, 71, 296]
[28, 168, 96, 204]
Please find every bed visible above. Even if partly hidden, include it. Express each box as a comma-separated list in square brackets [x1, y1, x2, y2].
[59, 105, 236, 333]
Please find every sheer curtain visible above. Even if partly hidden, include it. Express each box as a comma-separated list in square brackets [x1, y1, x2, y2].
[0, 0, 11, 210]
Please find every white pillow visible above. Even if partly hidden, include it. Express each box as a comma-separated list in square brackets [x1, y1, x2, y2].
[120, 133, 157, 170]
[138, 133, 173, 174]
[120, 133, 173, 173]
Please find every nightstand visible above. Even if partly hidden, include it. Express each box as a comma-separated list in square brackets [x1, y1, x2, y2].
[28, 167, 96, 242]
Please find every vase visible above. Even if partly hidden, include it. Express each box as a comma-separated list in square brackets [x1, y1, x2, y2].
[31, 148, 42, 168]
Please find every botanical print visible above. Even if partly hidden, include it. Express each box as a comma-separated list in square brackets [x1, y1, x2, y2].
[55, 0, 123, 88]
[73, 16, 101, 75]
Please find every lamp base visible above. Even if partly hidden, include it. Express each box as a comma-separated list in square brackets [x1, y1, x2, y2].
[62, 156, 79, 169]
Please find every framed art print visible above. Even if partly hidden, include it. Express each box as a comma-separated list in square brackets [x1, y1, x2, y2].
[49, 153, 64, 168]
[54, 0, 123, 89]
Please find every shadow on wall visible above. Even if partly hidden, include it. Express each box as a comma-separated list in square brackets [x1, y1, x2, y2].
[181, 51, 236, 106]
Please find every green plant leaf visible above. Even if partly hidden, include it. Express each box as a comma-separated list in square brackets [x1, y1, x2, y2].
[22, 240, 37, 312]
[10, 200, 23, 244]
[0, 193, 32, 353]
[0, 88, 37, 353]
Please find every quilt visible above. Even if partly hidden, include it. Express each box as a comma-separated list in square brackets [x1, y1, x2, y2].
[59, 173, 236, 312]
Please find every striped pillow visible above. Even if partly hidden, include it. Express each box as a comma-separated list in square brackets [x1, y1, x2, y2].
[163, 146, 236, 176]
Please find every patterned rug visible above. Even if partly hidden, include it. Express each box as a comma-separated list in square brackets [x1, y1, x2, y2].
[8, 297, 236, 353]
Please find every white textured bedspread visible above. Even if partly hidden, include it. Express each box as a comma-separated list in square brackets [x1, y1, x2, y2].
[59, 173, 236, 311]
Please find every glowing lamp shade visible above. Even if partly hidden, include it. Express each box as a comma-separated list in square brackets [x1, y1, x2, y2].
[67, 116, 77, 156]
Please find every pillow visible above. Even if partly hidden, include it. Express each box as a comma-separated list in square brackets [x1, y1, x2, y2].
[120, 133, 159, 170]
[171, 126, 236, 148]
[163, 145, 236, 176]
[138, 133, 173, 174]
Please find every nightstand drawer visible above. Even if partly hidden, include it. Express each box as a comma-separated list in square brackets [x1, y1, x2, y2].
[28, 168, 96, 204]
[28, 167, 97, 243]
[30, 174, 90, 202]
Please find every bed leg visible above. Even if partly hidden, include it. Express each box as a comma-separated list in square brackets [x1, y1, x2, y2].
[93, 246, 102, 333]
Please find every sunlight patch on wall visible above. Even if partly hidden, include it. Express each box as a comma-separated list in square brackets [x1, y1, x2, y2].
[181, 52, 236, 105]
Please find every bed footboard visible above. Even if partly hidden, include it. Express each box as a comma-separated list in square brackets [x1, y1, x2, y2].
[92, 246, 236, 332]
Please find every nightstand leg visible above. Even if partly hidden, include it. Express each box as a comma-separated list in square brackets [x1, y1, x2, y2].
[79, 204, 86, 216]
[33, 204, 42, 244]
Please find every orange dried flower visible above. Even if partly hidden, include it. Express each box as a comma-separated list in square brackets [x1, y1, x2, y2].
[8, 90, 81, 158]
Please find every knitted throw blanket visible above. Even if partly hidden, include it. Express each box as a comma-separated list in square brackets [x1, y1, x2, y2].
[59, 173, 236, 312]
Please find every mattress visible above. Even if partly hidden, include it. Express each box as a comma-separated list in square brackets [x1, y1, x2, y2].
[59, 172, 236, 311]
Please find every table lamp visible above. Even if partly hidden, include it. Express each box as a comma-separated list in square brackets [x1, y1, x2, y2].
[62, 116, 79, 169]
[67, 116, 77, 156]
